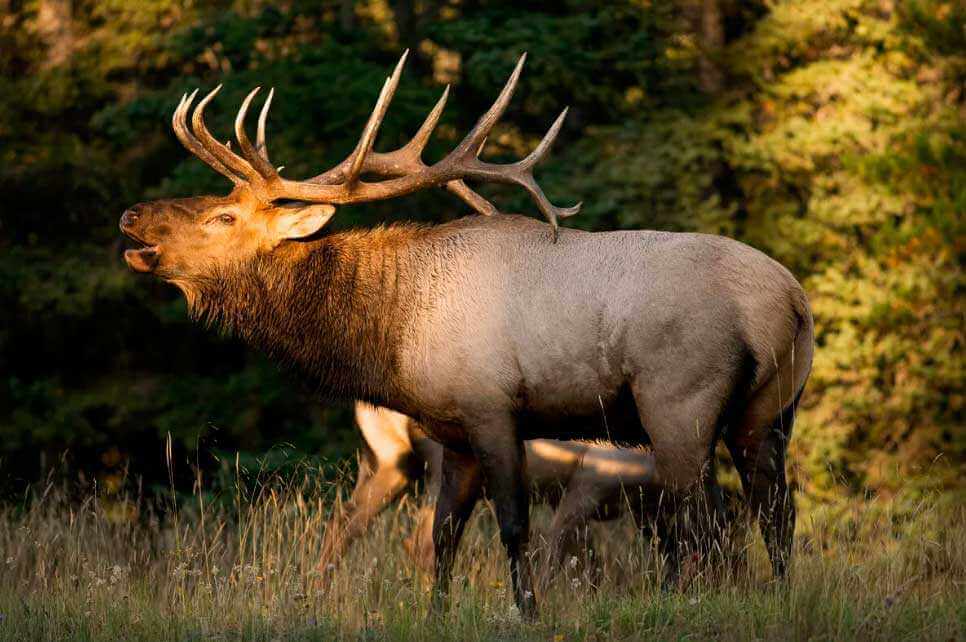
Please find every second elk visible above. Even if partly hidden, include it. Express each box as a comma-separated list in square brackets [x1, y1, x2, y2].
[320, 403, 666, 584]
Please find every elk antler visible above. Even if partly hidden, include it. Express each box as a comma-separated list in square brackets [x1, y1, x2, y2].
[172, 51, 581, 238]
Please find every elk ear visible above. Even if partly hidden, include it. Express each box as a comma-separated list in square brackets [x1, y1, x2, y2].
[271, 203, 336, 241]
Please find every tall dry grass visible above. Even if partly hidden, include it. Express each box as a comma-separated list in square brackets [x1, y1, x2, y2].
[0, 457, 962, 641]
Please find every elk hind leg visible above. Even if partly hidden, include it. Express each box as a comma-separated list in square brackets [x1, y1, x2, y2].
[632, 380, 730, 587]
[726, 391, 799, 579]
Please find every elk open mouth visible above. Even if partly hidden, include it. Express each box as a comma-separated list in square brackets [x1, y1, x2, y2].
[124, 245, 160, 273]
[121, 231, 161, 273]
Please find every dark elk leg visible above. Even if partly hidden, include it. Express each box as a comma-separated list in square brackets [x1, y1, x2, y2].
[727, 401, 798, 579]
[432, 448, 482, 612]
[470, 420, 537, 620]
[657, 464, 728, 586]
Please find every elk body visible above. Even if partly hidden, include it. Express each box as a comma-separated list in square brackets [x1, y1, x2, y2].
[321, 403, 663, 579]
[120, 53, 813, 618]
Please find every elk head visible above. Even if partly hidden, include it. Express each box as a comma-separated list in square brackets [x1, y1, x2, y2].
[120, 52, 580, 294]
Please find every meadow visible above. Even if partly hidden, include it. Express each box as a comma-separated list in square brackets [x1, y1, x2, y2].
[2, 1, 963, 640]
[0, 461, 962, 641]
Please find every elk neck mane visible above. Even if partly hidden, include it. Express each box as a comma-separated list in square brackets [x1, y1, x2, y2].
[186, 222, 437, 403]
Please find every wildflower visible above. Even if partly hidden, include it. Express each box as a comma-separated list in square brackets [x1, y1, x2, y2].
[109, 565, 125, 585]
[569, 555, 578, 569]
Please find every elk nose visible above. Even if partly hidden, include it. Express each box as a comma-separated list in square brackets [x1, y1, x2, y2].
[120, 207, 141, 229]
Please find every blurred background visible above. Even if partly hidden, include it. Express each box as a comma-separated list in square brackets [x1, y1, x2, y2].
[0, 0, 962, 510]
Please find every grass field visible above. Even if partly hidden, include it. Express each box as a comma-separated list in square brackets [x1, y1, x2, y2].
[0, 464, 962, 641]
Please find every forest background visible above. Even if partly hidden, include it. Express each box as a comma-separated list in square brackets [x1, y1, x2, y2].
[1, 0, 962, 513]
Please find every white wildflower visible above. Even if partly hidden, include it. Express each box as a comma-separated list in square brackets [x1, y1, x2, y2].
[109, 565, 125, 585]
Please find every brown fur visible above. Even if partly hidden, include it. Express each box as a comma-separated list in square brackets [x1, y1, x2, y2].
[189, 225, 427, 402]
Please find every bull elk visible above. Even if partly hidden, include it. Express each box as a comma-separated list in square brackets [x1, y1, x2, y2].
[321, 403, 664, 580]
[119, 52, 813, 618]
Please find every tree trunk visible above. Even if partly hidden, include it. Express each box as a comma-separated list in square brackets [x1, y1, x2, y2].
[697, 0, 724, 93]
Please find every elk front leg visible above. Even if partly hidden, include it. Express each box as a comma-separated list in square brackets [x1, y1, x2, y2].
[432, 448, 482, 612]
[470, 421, 537, 620]
[319, 464, 409, 573]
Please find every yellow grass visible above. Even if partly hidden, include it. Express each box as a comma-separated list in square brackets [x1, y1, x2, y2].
[0, 465, 962, 641]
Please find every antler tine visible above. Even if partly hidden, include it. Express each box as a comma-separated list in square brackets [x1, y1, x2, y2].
[256, 88, 274, 162]
[445, 180, 500, 215]
[399, 84, 449, 161]
[344, 49, 409, 187]
[234, 87, 277, 177]
[172, 90, 242, 184]
[518, 107, 581, 236]
[467, 107, 581, 239]
[313, 82, 449, 184]
[517, 177, 582, 240]
[520, 107, 568, 171]
[191, 85, 260, 183]
[452, 52, 526, 159]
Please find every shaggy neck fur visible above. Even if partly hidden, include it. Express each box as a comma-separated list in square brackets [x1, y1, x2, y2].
[188, 225, 428, 404]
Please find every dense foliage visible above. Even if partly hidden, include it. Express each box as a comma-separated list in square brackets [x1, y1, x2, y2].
[1, 0, 962, 506]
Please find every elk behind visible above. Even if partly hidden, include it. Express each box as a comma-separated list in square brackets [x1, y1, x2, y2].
[120, 52, 813, 619]
[321, 402, 666, 581]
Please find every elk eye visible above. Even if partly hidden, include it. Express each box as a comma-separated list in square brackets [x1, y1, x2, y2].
[209, 213, 236, 225]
